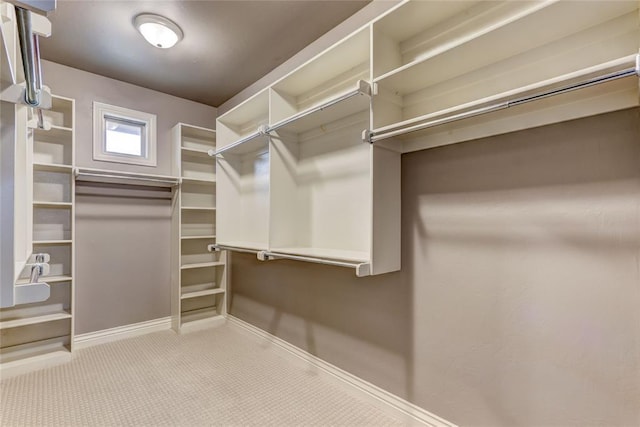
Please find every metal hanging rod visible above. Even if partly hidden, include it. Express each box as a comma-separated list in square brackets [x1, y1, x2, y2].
[208, 244, 260, 254]
[211, 81, 372, 157]
[15, 6, 41, 107]
[367, 55, 640, 143]
[74, 168, 179, 186]
[268, 80, 371, 133]
[257, 251, 371, 277]
[210, 125, 268, 157]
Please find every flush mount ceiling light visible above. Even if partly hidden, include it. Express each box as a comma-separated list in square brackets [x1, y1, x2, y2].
[134, 14, 183, 49]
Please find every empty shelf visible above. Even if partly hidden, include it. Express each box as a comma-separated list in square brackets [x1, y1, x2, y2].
[180, 261, 225, 270]
[32, 162, 73, 172]
[181, 206, 216, 211]
[16, 275, 73, 285]
[181, 288, 225, 300]
[0, 336, 71, 365]
[32, 201, 73, 208]
[0, 311, 72, 330]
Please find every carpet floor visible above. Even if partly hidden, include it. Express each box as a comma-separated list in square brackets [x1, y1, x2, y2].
[0, 323, 403, 426]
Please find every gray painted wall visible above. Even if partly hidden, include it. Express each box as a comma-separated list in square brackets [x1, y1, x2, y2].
[42, 60, 217, 176]
[230, 108, 640, 426]
[41, 61, 216, 334]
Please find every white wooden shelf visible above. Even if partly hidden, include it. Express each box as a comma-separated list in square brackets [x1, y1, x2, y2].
[181, 147, 212, 156]
[181, 207, 216, 211]
[0, 337, 71, 367]
[180, 287, 225, 300]
[0, 311, 72, 330]
[32, 162, 74, 172]
[33, 201, 72, 208]
[16, 275, 72, 285]
[180, 261, 225, 270]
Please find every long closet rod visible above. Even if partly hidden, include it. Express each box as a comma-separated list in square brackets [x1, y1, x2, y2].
[74, 168, 179, 186]
[267, 80, 371, 133]
[257, 251, 371, 277]
[367, 54, 640, 143]
[208, 244, 259, 254]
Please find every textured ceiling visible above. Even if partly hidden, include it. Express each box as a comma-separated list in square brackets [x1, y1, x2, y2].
[40, 0, 370, 107]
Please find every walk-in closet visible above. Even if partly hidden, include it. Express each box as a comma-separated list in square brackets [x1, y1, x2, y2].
[1, 1, 639, 426]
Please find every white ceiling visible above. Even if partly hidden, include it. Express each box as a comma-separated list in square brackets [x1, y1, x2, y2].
[39, 0, 370, 107]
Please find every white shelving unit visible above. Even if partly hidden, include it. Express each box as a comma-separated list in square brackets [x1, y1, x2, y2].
[216, 27, 401, 276]
[1, 95, 76, 375]
[216, 88, 271, 252]
[214, 0, 639, 277]
[171, 123, 227, 333]
[369, 0, 640, 151]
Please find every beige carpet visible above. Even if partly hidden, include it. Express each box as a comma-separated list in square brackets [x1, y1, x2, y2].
[0, 324, 403, 426]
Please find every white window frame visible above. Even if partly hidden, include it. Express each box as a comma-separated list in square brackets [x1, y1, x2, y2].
[93, 102, 157, 167]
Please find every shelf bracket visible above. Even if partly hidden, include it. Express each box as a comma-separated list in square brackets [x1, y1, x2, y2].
[362, 129, 373, 144]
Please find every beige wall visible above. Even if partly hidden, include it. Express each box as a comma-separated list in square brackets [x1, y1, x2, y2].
[41, 61, 216, 334]
[230, 108, 640, 426]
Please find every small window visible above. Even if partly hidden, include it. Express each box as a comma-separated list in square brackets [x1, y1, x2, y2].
[93, 102, 157, 167]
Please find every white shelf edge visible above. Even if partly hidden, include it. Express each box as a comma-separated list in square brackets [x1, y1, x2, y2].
[180, 288, 225, 300]
[0, 311, 72, 330]
[181, 206, 216, 211]
[32, 162, 74, 171]
[180, 261, 225, 270]
[33, 201, 73, 207]
[16, 275, 73, 285]
[371, 0, 558, 85]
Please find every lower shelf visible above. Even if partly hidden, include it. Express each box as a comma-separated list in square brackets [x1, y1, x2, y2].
[179, 312, 225, 333]
[181, 287, 225, 300]
[180, 261, 225, 270]
[0, 311, 72, 330]
[0, 336, 71, 366]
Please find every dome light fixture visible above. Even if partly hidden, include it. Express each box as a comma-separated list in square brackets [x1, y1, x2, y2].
[134, 14, 183, 49]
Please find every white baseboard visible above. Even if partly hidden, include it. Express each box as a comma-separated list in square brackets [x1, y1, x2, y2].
[226, 315, 457, 427]
[74, 317, 172, 350]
